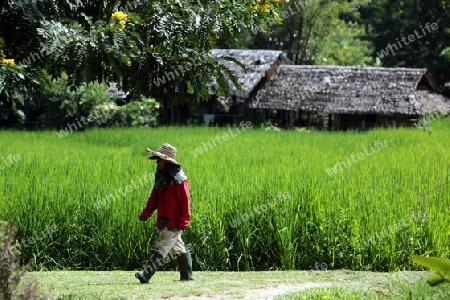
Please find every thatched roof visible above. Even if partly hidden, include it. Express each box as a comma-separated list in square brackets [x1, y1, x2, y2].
[211, 49, 291, 102]
[250, 65, 450, 115]
[411, 90, 450, 115]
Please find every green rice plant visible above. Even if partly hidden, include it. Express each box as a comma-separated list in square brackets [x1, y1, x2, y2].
[0, 117, 449, 271]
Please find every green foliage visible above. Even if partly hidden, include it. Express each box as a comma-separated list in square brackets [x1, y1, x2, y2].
[96, 95, 160, 127]
[0, 221, 24, 299]
[0, 222, 46, 299]
[238, 0, 373, 65]
[27, 0, 283, 104]
[314, 20, 373, 66]
[36, 73, 110, 128]
[441, 49, 450, 62]
[412, 256, 450, 286]
[367, 0, 450, 84]
[37, 13, 141, 85]
[0, 48, 33, 125]
[118, 0, 283, 103]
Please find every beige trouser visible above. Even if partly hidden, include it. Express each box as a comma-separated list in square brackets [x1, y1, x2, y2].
[154, 229, 186, 258]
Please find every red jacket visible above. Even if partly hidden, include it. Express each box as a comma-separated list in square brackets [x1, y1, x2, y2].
[140, 179, 191, 229]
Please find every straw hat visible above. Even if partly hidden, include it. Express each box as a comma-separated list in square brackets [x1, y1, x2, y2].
[146, 143, 182, 166]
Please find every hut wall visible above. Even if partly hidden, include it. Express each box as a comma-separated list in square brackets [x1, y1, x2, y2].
[334, 114, 368, 131]
[334, 113, 418, 130]
[375, 113, 417, 128]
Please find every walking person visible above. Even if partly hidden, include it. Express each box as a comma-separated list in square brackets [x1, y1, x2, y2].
[135, 143, 193, 283]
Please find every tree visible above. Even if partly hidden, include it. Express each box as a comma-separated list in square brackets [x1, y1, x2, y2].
[368, 0, 450, 85]
[7, 1, 286, 103]
[0, 38, 40, 125]
[0, 0, 289, 124]
[218, 0, 373, 66]
[314, 19, 373, 66]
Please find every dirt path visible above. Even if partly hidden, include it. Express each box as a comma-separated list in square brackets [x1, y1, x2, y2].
[244, 282, 335, 299]
[167, 282, 335, 299]
[21, 270, 441, 299]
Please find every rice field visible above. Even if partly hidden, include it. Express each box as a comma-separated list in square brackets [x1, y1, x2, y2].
[1, 118, 449, 272]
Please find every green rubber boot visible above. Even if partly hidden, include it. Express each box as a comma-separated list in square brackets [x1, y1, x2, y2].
[177, 250, 194, 281]
[135, 252, 164, 284]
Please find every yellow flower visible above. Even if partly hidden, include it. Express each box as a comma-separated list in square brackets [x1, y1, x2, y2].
[0, 49, 15, 65]
[1, 58, 15, 65]
[111, 11, 127, 30]
[285, 0, 290, 2]
[250, 5, 258, 11]
[272, 0, 280, 4]
[119, 20, 126, 29]
[260, 3, 271, 12]
[111, 11, 128, 22]
[109, 24, 115, 31]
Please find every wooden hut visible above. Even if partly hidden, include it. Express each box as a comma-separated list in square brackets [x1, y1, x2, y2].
[204, 49, 291, 125]
[249, 65, 450, 129]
